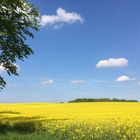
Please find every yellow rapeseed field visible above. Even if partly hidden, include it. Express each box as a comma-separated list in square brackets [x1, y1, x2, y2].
[0, 102, 140, 140]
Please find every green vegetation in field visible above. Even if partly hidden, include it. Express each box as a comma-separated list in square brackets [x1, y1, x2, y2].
[0, 133, 58, 140]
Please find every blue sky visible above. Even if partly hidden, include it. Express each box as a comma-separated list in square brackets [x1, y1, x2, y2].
[0, 0, 140, 102]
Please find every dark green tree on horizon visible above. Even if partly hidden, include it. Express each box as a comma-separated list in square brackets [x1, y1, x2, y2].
[0, 0, 40, 90]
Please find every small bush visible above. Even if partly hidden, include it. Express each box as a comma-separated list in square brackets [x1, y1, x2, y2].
[13, 121, 36, 133]
[0, 122, 12, 133]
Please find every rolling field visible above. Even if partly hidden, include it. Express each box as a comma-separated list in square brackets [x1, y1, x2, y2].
[0, 102, 140, 140]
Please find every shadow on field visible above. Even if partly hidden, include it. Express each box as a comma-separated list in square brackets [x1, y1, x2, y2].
[0, 110, 20, 114]
[0, 111, 43, 134]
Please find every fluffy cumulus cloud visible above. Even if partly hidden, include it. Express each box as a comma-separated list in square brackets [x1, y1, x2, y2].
[40, 7, 84, 28]
[96, 58, 128, 68]
[71, 80, 86, 84]
[115, 75, 134, 82]
[42, 79, 54, 85]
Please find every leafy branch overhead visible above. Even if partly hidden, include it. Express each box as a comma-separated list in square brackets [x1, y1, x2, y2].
[0, 0, 40, 90]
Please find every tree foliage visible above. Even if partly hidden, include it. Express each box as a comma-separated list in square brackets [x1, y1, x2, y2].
[69, 98, 138, 103]
[0, 0, 40, 90]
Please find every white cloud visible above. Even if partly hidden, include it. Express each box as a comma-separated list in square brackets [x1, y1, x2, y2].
[40, 7, 84, 28]
[71, 80, 86, 84]
[7, 83, 17, 87]
[96, 58, 128, 68]
[42, 79, 54, 85]
[138, 82, 140, 85]
[0, 65, 5, 73]
[53, 24, 63, 29]
[115, 75, 133, 82]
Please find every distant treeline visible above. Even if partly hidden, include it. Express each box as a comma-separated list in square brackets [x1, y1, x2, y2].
[68, 98, 138, 103]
